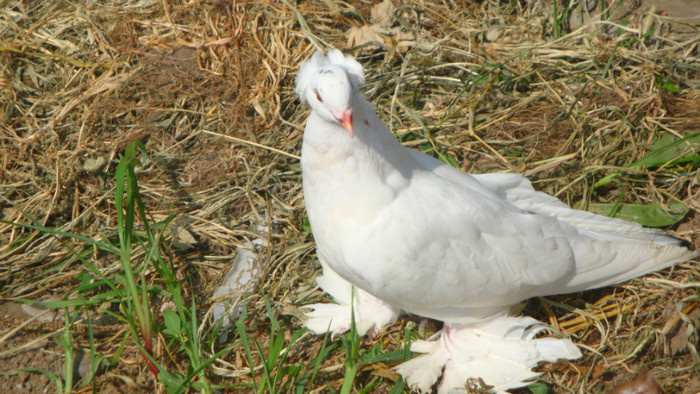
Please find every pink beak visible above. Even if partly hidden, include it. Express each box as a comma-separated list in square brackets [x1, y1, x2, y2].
[334, 109, 354, 137]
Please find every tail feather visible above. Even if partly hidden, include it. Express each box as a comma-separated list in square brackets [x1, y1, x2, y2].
[564, 240, 697, 292]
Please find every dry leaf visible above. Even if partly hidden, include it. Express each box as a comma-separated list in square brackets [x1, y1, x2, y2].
[370, 0, 396, 28]
[661, 302, 700, 357]
[681, 378, 700, 394]
[610, 368, 664, 394]
[370, 367, 400, 380]
[173, 227, 197, 251]
[346, 0, 413, 50]
[347, 25, 387, 49]
[613, 86, 629, 102]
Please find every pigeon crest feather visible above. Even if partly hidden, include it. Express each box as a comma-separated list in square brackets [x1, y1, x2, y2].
[295, 49, 365, 104]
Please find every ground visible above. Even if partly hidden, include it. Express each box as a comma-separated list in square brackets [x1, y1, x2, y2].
[0, 0, 699, 393]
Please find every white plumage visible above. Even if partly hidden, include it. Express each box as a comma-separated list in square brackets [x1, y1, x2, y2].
[295, 49, 697, 392]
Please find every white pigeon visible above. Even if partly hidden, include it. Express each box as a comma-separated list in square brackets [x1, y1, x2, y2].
[295, 49, 698, 393]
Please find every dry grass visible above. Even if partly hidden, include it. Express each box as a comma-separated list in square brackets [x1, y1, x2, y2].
[1, 0, 699, 392]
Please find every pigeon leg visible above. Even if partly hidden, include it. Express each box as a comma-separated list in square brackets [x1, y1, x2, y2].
[395, 316, 582, 393]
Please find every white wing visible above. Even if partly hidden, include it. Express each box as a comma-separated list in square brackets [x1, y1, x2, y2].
[410, 149, 687, 246]
[334, 158, 578, 319]
[409, 150, 696, 291]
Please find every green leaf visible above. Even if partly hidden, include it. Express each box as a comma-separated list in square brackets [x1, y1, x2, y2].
[593, 172, 621, 189]
[586, 201, 689, 227]
[300, 215, 312, 233]
[654, 74, 680, 93]
[528, 381, 549, 394]
[615, 18, 629, 36]
[630, 131, 700, 169]
[158, 369, 185, 394]
[358, 349, 409, 366]
[641, 27, 656, 39]
[163, 308, 181, 335]
[442, 153, 460, 169]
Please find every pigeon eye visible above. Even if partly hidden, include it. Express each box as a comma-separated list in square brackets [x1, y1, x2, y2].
[315, 91, 323, 103]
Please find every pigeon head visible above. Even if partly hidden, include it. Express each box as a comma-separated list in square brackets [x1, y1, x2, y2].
[296, 49, 365, 136]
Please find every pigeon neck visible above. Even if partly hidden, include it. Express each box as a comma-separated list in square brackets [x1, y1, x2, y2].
[301, 94, 413, 183]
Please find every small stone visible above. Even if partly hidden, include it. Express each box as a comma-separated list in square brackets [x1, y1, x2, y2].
[485, 27, 502, 42]
[82, 156, 107, 173]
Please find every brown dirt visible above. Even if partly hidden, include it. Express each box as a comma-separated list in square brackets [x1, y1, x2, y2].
[0, 302, 62, 393]
[0, 301, 153, 393]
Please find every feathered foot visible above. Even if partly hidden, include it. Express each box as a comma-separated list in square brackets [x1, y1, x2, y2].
[303, 261, 400, 337]
[394, 316, 582, 393]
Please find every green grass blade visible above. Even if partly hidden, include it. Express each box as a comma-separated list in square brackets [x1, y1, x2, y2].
[21, 368, 64, 393]
[235, 309, 257, 392]
[253, 339, 275, 394]
[340, 289, 359, 394]
[55, 307, 76, 394]
[389, 378, 405, 394]
[176, 341, 241, 393]
[304, 331, 337, 393]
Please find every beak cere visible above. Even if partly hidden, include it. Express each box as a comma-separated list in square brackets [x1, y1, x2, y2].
[334, 109, 354, 137]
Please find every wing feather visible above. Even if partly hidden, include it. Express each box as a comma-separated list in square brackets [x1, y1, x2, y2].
[339, 168, 577, 313]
